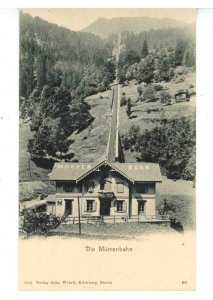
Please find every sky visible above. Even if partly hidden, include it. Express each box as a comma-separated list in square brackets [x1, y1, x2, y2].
[21, 8, 196, 31]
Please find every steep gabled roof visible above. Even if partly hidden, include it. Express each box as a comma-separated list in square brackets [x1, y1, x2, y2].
[49, 160, 162, 183]
[49, 162, 99, 181]
[112, 163, 162, 182]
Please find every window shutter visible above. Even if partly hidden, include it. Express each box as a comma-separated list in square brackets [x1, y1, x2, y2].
[84, 202, 87, 212]
[57, 184, 63, 193]
[123, 202, 127, 212]
[93, 201, 97, 212]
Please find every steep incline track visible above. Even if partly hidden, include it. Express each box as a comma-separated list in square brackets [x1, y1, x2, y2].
[106, 84, 119, 162]
[106, 33, 125, 163]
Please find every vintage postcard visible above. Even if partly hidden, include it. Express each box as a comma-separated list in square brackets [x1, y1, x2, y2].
[19, 8, 196, 291]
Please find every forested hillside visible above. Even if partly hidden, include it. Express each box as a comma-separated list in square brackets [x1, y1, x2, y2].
[117, 28, 195, 84]
[116, 27, 196, 181]
[81, 16, 194, 38]
[20, 13, 115, 161]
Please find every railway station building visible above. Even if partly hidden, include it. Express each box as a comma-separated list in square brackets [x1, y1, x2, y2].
[48, 160, 162, 219]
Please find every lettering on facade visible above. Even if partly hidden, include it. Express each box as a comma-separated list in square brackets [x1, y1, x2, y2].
[128, 165, 149, 170]
[56, 164, 92, 170]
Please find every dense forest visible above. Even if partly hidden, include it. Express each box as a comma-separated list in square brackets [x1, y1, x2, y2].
[20, 13, 115, 160]
[116, 28, 195, 84]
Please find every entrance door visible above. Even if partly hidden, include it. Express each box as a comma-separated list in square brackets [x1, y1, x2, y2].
[100, 199, 111, 216]
[65, 199, 72, 216]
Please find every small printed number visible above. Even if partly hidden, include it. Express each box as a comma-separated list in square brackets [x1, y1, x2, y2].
[182, 281, 188, 284]
[24, 281, 32, 284]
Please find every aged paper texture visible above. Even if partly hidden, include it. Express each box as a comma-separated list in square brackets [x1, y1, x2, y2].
[19, 8, 196, 291]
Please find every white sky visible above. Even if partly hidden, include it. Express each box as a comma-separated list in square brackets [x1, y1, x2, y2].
[21, 8, 196, 31]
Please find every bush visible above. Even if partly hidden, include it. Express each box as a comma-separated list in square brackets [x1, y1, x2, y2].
[21, 210, 63, 235]
[160, 91, 171, 105]
[120, 95, 127, 107]
[157, 199, 184, 232]
[126, 98, 132, 118]
[140, 86, 156, 102]
[121, 125, 141, 150]
[153, 84, 164, 91]
[137, 85, 143, 96]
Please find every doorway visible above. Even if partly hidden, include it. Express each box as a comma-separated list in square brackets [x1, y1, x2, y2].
[65, 199, 72, 216]
[100, 198, 111, 216]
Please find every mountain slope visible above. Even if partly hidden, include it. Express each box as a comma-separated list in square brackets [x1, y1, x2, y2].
[81, 16, 194, 38]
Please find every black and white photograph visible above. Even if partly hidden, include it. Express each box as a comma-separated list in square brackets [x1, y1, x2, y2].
[18, 8, 196, 291]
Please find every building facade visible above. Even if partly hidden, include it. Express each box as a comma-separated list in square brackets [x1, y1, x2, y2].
[48, 160, 162, 219]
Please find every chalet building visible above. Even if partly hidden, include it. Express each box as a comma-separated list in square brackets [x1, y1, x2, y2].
[47, 83, 162, 221]
[48, 160, 162, 219]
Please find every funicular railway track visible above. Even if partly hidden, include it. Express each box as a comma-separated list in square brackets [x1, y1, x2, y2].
[106, 33, 124, 163]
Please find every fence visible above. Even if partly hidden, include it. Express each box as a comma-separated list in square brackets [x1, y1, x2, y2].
[63, 214, 170, 225]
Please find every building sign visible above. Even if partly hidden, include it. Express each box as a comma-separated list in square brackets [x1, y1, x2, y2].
[56, 164, 92, 170]
[128, 165, 149, 170]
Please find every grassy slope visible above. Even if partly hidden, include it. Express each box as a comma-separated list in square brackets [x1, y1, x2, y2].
[69, 90, 112, 162]
[19, 91, 112, 180]
[120, 71, 196, 162]
[19, 119, 51, 181]
[118, 71, 196, 230]
[156, 178, 195, 230]
[19, 92, 112, 200]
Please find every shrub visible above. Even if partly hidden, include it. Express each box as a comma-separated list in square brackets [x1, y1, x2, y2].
[21, 210, 63, 235]
[157, 199, 184, 232]
[160, 91, 171, 105]
[120, 95, 127, 107]
[153, 84, 164, 91]
[137, 85, 143, 96]
[126, 98, 132, 118]
[121, 125, 141, 150]
[140, 86, 156, 102]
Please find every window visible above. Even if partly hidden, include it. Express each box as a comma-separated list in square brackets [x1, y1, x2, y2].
[84, 200, 97, 212]
[63, 183, 74, 193]
[86, 181, 95, 193]
[87, 200, 93, 211]
[116, 182, 124, 193]
[116, 201, 127, 212]
[138, 201, 145, 213]
[56, 183, 63, 193]
[135, 184, 147, 194]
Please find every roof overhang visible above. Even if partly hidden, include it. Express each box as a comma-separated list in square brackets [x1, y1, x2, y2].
[76, 160, 135, 184]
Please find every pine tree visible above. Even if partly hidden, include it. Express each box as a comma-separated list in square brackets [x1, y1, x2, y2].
[141, 40, 149, 59]
[174, 40, 186, 66]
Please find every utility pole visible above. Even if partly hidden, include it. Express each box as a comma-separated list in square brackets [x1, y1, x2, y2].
[77, 196, 81, 236]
